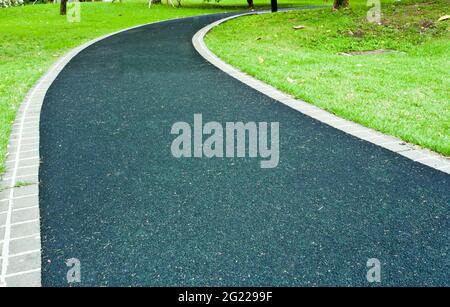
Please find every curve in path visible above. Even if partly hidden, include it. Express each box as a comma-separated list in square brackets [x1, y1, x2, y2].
[39, 13, 449, 286]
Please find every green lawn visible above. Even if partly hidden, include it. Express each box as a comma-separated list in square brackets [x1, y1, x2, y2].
[0, 0, 321, 174]
[206, 0, 450, 156]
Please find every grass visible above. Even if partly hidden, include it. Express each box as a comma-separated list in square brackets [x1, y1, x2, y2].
[0, 180, 33, 192]
[0, 0, 321, 174]
[206, 0, 450, 156]
[14, 180, 34, 188]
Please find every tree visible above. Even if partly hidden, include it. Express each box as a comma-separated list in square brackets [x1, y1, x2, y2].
[60, 0, 68, 15]
[333, 0, 349, 10]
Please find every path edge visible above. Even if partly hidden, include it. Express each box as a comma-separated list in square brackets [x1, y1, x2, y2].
[192, 13, 450, 175]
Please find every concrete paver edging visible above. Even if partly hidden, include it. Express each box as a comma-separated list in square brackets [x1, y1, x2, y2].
[191, 13, 450, 175]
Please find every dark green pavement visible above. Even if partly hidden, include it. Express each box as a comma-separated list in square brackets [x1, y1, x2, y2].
[39, 13, 449, 286]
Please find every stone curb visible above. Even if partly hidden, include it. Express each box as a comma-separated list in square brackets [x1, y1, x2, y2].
[191, 13, 450, 176]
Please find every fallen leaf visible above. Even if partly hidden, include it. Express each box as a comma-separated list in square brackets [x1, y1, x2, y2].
[256, 37, 262, 41]
[286, 77, 295, 83]
[258, 57, 264, 64]
[293, 25, 306, 30]
[438, 15, 450, 22]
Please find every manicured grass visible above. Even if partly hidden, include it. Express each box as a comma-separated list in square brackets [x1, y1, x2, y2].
[0, 0, 320, 174]
[206, 0, 450, 156]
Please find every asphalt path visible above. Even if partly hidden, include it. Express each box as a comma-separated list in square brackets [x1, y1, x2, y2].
[39, 12, 449, 286]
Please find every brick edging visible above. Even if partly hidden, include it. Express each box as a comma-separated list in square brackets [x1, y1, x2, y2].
[192, 13, 450, 175]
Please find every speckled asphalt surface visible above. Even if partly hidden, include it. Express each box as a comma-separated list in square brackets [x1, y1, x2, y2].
[39, 12, 449, 286]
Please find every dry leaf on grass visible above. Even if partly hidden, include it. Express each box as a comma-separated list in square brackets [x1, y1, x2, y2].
[293, 25, 306, 30]
[258, 57, 264, 64]
[286, 77, 295, 83]
[438, 15, 450, 22]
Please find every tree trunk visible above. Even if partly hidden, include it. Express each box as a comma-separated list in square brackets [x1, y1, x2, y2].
[247, 0, 253, 9]
[333, 0, 349, 10]
[152, 0, 161, 3]
[60, 0, 67, 15]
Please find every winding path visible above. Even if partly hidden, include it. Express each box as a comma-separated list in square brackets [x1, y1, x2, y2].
[38, 13, 449, 286]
